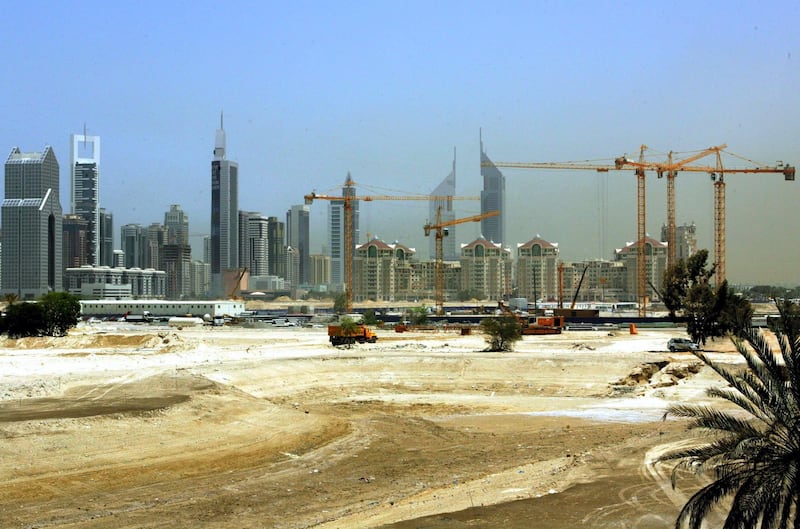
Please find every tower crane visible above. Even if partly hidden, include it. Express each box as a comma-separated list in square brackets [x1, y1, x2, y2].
[424, 208, 499, 315]
[621, 144, 728, 268]
[482, 146, 721, 317]
[484, 150, 653, 315]
[659, 151, 794, 285]
[305, 184, 479, 313]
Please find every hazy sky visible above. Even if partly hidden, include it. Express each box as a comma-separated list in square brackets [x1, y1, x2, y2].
[2, 1, 799, 285]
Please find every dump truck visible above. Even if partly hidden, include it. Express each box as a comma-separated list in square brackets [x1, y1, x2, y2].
[328, 324, 378, 346]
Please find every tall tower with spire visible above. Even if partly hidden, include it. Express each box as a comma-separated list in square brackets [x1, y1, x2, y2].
[480, 131, 506, 246]
[210, 112, 239, 296]
[328, 173, 359, 291]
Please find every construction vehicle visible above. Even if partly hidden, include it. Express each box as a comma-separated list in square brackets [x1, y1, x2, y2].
[497, 301, 564, 335]
[228, 267, 248, 300]
[424, 208, 499, 315]
[328, 323, 378, 346]
[305, 174, 479, 313]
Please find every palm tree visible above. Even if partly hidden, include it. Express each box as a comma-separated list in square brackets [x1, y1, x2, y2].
[655, 302, 800, 528]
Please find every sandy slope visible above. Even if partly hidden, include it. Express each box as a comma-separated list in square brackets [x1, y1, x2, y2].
[0, 324, 744, 528]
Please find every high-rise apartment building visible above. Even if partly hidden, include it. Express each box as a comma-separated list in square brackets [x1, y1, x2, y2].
[429, 151, 457, 260]
[62, 214, 89, 288]
[162, 204, 191, 299]
[165, 204, 189, 246]
[516, 236, 559, 302]
[479, 137, 505, 245]
[285, 245, 299, 288]
[2, 146, 63, 297]
[286, 204, 310, 284]
[328, 173, 359, 290]
[660, 222, 698, 262]
[121, 223, 147, 269]
[352, 238, 415, 302]
[70, 134, 100, 265]
[161, 244, 192, 299]
[615, 237, 668, 302]
[190, 260, 210, 297]
[238, 211, 269, 277]
[309, 254, 331, 287]
[459, 237, 511, 301]
[267, 216, 285, 278]
[98, 208, 113, 267]
[145, 223, 168, 270]
[210, 115, 238, 296]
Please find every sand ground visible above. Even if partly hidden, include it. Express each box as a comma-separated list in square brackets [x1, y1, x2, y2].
[0, 322, 750, 528]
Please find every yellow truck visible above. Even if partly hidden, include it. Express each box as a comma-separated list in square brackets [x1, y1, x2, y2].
[328, 324, 378, 346]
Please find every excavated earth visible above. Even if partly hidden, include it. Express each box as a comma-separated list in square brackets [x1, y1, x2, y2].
[0, 323, 752, 528]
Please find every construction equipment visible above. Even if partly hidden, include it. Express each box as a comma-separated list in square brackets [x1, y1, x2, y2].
[328, 323, 378, 346]
[305, 177, 479, 313]
[228, 267, 248, 300]
[482, 147, 656, 316]
[481, 144, 789, 314]
[660, 151, 795, 285]
[497, 301, 564, 335]
[424, 208, 499, 315]
[570, 264, 590, 310]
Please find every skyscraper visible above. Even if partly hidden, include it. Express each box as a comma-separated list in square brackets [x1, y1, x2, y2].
[62, 214, 89, 284]
[267, 216, 285, 278]
[429, 150, 456, 261]
[238, 211, 269, 277]
[121, 223, 146, 269]
[70, 133, 100, 265]
[98, 208, 113, 267]
[328, 173, 359, 290]
[163, 204, 191, 299]
[165, 204, 189, 246]
[210, 114, 239, 296]
[286, 204, 310, 284]
[145, 223, 167, 270]
[2, 146, 63, 297]
[480, 135, 505, 246]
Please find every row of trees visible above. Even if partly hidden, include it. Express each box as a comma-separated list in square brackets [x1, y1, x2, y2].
[0, 292, 81, 338]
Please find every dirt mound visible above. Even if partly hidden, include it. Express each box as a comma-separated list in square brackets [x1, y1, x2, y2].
[1, 331, 189, 351]
[613, 360, 704, 391]
[0, 372, 216, 422]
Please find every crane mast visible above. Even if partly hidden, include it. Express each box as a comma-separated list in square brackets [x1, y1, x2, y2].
[305, 189, 479, 313]
[481, 143, 789, 315]
[424, 208, 499, 315]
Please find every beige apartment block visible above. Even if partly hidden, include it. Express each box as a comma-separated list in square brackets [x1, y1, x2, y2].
[459, 237, 511, 301]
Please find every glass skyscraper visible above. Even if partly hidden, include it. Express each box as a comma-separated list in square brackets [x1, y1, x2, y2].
[70, 134, 100, 265]
[480, 137, 505, 246]
[2, 146, 63, 297]
[210, 115, 239, 296]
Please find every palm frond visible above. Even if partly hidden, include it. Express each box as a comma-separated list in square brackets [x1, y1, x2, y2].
[666, 403, 764, 439]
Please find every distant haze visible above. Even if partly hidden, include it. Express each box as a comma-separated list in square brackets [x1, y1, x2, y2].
[2, 1, 798, 285]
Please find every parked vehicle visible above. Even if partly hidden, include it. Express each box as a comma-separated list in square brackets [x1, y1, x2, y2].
[328, 324, 377, 346]
[668, 337, 700, 352]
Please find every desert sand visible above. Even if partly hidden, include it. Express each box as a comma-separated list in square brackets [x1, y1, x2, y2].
[0, 321, 748, 528]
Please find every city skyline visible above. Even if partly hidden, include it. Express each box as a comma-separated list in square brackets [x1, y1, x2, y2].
[2, 2, 799, 285]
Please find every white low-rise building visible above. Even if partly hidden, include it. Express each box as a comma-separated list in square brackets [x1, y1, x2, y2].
[79, 300, 246, 318]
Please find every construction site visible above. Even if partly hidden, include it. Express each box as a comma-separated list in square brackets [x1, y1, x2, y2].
[304, 144, 794, 319]
[0, 317, 769, 528]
